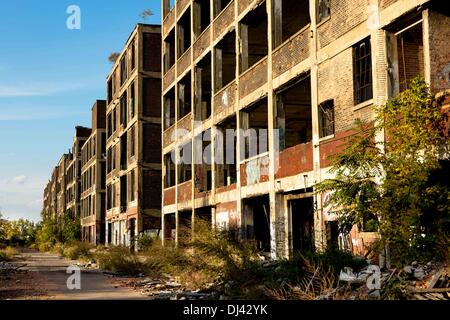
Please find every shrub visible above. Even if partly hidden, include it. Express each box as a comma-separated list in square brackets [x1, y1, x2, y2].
[0, 247, 19, 262]
[63, 242, 94, 261]
[95, 246, 143, 276]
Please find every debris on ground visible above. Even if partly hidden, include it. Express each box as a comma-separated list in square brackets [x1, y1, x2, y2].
[109, 274, 220, 300]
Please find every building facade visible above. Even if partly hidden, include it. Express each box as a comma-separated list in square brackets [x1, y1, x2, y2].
[105, 24, 162, 247]
[160, 0, 450, 258]
[66, 126, 92, 219]
[80, 101, 107, 244]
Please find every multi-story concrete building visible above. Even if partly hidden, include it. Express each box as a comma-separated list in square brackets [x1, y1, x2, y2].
[56, 154, 70, 224]
[105, 24, 162, 247]
[66, 126, 92, 219]
[80, 100, 107, 244]
[160, 0, 450, 258]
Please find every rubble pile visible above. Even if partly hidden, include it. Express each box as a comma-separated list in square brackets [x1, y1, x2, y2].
[112, 274, 219, 300]
[337, 261, 449, 300]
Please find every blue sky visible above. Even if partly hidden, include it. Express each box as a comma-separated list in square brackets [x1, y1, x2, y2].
[0, 1, 161, 222]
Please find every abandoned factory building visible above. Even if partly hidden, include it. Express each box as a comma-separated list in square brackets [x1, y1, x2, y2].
[43, 0, 449, 256]
[160, 0, 450, 258]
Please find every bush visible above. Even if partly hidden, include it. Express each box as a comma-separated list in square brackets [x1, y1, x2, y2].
[0, 247, 19, 262]
[63, 242, 94, 261]
[95, 246, 143, 276]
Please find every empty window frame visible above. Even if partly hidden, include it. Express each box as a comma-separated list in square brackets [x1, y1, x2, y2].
[164, 88, 176, 129]
[239, 2, 268, 74]
[241, 98, 269, 159]
[353, 37, 373, 104]
[272, 0, 310, 48]
[120, 56, 127, 86]
[216, 116, 237, 187]
[120, 92, 128, 126]
[130, 82, 136, 119]
[129, 169, 136, 202]
[195, 53, 212, 121]
[164, 29, 176, 73]
[214, 31, 237, 91]
[316, 0, 330, 24]
[178, 73, 192, 120]
[177, 8, 192, 58]
[276, 74, 312, 150]
[164, 153, 176, 188]
[178, 142, 192, 183]
[129, 125, 136, 158]
[193, 0, 211, 38]
[130, 40, 136, 71]
[318, 100, 335, 138]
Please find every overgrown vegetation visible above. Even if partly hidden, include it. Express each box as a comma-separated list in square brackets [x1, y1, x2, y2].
[316, 77, 450, 265]
[0, 212, 36, 247]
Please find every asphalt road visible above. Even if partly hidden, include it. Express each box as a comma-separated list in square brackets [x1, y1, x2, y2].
[14, 251, 148, 300]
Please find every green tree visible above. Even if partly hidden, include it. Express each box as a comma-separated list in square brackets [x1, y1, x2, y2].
[316, 78, 450, 264]
[62, 211, 81, 244]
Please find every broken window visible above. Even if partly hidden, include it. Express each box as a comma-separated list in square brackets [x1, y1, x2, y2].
[177, 8, 191, 58]
[129, 125, 135, 158]
[213, 0, 232, 18]
[178, 73, 192, 120]
[239, 2, 268, 74]
[318, 99, 334, 138]
[193, 0, 211, 38]
[316, 0, 330, 24]
[163, 0, 176, 16]
[216, 116, 237, 188]
[129, 82, 136, 119]
[276, 74, 312, 150]
[120, 92, 128, 127]
[120, 175, 127, 212]
[164, 88, 176, 129]
[120, 132, 127, 170]
[130, 40, 136, 71]
[244, 196, 271, 252]
[164, 213, 176, 242]
[214, 31, 236, 91]
[178, 142, 192, 183]
[290, 197, 315, 253]
[120, 55, 127, 86]
[241, 98, 269, 160]
[195, 130, 212, 192]
[397, 23, 424, 92]
[195, 53, 212, 121]
[353, 37, 373, 104]
[272, 0, 310, 48]
[164, 153, 176, 188]
[164, 29, 176, 73]
[107, 78, 113, 104]
[129, 169, 136, 202]
[107, 113, 112, 138]
[113, 108, 117, 132]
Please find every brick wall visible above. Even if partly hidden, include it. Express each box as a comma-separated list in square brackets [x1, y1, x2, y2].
[143, 33, 162, 73]
[164, 187, 176, 206]
[317, 0, 369, 49]
[428, 10, 450, 93]
[178, 181, 192, 203]
[272, 27, 310, 79]
[193, 26, 211, 61]
[275, 142, 313, 179]
[239, 57, 268, 98]
[178, 48, 192, 77]
[318, 48, 359, 133]
[214, 1, 235, 40]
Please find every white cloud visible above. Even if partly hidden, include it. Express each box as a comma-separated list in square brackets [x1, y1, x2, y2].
[11, 175, 28, 184]
[0, 82, 87, 98]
